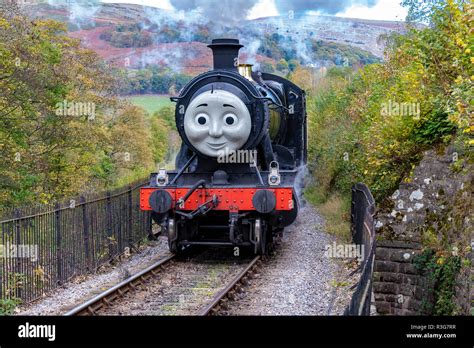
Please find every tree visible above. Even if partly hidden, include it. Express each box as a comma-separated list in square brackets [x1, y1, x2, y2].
[288, 59, 299, 72]
[0, 3, 156, 206]
[289, 66, 315, 92]
[276, 59, 289, 73]
[401, 0, 468, 23]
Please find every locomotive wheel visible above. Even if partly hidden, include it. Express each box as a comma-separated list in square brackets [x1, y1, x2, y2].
[254, 219, 270, 255]
[167, 219, 182, 255]
[169, 241, 181, 254]
[147, 216, 156, 241]
[168, 239, 178, 254]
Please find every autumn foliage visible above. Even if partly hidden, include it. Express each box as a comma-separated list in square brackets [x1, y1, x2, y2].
[0, 4, 169, 207]
[303, 0, 472, 206]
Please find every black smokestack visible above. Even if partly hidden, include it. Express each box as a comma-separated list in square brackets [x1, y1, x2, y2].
[208, 38, 243, 70]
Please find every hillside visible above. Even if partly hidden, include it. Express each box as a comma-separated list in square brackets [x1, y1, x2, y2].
[68, 27, 275, 74]
[22, 2, 410, 73]
[248, 15, 408, 58]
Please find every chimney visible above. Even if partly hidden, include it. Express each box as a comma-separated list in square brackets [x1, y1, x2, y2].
[208, 38, 243, 70]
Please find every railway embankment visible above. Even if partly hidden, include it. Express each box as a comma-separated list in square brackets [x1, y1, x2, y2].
[15, 239, 171, 315]
[219, 203, 358, 315]
[15, 202, 358, 316]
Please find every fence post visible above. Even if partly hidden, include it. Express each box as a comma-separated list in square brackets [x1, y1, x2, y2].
[81, 196, 90, 271]
[344, 183, 376, 316]
[117, 193, 123, 253]
[350, 186, 356, 242]
[55, 203, 62, 285]
[14, 209, 22, 300]
[0, 221, 3, 301]
[106, 192, 113, 260]
[128, 186, 133, 249]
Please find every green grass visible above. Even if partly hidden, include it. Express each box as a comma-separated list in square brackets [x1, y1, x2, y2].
[305, 186, 352, 241]
[127, 94, 172, 115]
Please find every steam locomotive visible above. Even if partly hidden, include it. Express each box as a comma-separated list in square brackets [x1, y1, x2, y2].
[140, 38, 307, 255]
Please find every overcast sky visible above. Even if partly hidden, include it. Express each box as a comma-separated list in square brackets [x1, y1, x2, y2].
[100, 0, 408, 21]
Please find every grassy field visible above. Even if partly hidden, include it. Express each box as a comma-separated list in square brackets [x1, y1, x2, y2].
[127, 94, 172, 115]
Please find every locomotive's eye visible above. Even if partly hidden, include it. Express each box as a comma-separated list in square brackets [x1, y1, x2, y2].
[224, 114, 238, 126]
[195, 113, 209, 126]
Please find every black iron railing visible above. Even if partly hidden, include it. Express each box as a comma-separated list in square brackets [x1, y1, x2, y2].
[344, 183, 376, 316]
[0, 179, 150, 304]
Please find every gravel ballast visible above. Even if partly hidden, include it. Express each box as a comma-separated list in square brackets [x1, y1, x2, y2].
[16, 203, 359, 316]
[17, 238, 172, 315]
[220, 203, 359, 315]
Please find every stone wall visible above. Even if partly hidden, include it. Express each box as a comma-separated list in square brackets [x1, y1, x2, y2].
[373, 146, 472, 315]
[454, 264, 472, 315]
[374, 240, 430, 315]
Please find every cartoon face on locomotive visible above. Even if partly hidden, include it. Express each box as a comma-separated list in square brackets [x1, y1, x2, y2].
[140, 38, 307, 255]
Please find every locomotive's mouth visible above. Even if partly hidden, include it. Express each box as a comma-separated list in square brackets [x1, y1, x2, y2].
[206, 142, 227, 150]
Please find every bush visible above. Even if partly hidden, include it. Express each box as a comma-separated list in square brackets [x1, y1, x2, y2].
[0, 298, 21, 316]
[413, 249, 462, 315]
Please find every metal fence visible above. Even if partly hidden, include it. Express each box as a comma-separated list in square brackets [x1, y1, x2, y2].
[0, 180, 151, 304]
[344, 182, 376, 316]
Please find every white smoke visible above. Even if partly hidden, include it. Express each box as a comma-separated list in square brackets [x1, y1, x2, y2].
[169, 0, 257, 23]
[294, 164, 309, 203]
[137, 47, 184, 71]
[142, 5, 207, 30]
[47, 0, 101, 29]
[241, 38, 261, 68]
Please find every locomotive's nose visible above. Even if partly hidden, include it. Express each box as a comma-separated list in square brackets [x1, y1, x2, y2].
[208, 119, 224, 138]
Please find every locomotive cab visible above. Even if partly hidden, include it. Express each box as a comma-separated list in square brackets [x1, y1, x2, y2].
[140, 38, 307, 255]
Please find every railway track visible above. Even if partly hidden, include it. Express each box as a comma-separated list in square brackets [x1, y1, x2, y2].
[197, 255, 261, 315]
[65, 249, 262, 316]
[64, 254, 176, 316]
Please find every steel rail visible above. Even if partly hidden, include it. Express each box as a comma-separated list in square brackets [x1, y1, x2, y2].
[197, 255, 261, 316]
[66, 254, 261, 316]
[64, 254, 175, 316]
